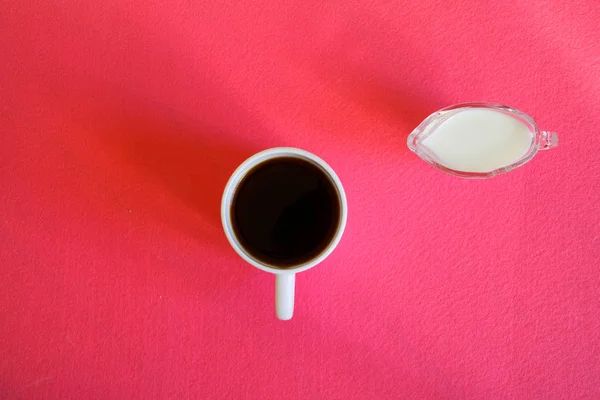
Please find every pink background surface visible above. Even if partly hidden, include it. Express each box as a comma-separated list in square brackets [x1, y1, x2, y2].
[2, 1, 600, 399]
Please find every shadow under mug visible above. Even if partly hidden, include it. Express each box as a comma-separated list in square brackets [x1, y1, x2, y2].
[221, 148, 348, 320]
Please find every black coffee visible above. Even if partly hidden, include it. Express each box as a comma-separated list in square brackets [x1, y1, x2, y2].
[231, 157, 341, 267]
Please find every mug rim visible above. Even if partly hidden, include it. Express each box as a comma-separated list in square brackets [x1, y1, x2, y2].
[221, 147, 348, 275]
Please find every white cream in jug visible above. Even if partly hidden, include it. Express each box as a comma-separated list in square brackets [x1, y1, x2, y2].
[421, 108, 533, 173]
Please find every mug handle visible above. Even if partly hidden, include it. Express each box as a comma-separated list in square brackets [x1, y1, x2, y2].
[275, 273, 295, 320]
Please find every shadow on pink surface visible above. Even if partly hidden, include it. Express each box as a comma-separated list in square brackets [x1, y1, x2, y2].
[313, 60, 435, 156]
[327, 68, 433, 135]
[74, 101, 264, 298]
[284, 17, 439, 151]
[102, 111, 258, 233]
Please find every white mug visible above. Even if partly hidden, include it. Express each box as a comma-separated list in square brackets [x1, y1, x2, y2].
[221, 148, 347, 320]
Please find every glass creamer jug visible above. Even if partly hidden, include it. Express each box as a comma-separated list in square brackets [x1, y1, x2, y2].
[407, 103, 558, 178]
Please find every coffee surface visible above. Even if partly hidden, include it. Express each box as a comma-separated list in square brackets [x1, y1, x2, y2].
[231, 157, 340, 267]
